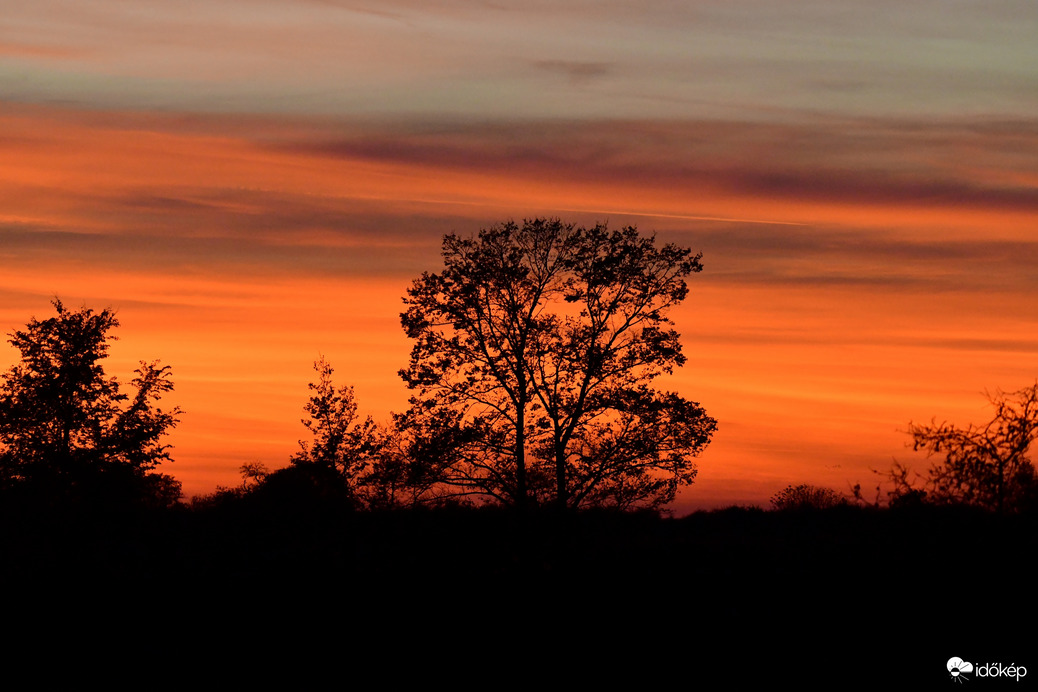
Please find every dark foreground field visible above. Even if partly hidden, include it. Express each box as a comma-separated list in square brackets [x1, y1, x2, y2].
[2, 502, 1032, 684]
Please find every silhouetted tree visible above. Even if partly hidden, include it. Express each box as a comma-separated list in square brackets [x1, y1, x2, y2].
[896, 384, 1038, 513]
[188, 463, 269, 509]
[0, 299, 181, 506]
[771, 483, 846, 510]
[239, 462, 270, 489]
[400, 218, 717, 510]
[357, 422, 430, 509]
[288, 357, 386, 504]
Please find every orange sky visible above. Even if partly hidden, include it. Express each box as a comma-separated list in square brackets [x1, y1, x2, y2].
[2, 102, 1034, 512]
[2, 2, 1036, 512]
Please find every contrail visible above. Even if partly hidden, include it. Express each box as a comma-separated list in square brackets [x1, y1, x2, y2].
[559, 207, 808, 227]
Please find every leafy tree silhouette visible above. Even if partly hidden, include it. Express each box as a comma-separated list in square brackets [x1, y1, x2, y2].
[0, 299, 181, 507]
[894, 384, 1038, 513]
[399, 218, 717, 510]
[292, 358, 376, 483]
[275, 356, 405, 507]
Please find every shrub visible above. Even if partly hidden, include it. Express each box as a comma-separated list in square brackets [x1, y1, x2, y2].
[770, 483, 846, 511]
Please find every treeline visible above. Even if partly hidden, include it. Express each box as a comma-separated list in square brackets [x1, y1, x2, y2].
[1, 220, 720, 513]
[1, 219, 1035, 516]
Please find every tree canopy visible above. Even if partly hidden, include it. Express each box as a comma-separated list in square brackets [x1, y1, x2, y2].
[0, 299, 181, 506]
[279, 357, 386, 504]
[292, 357, 375, 483]
[399, 218, 717, 510]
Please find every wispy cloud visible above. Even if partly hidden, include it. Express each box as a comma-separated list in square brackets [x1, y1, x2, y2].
[4, 0, 1035, 119]
[532, 59, 613, 84]
[272, 115, 1038, 222]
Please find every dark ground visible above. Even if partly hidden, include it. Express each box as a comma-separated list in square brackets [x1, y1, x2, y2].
[1, 502, 1032, 685]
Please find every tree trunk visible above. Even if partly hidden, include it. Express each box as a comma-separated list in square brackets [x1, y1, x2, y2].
[555, 439, 568, 509]
[515, 406, 528, 509]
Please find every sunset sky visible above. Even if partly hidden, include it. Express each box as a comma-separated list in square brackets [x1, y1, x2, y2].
[2, 1, 1036, 511]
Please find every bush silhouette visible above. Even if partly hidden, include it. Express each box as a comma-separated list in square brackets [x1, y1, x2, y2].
[770, 483, 846, 510]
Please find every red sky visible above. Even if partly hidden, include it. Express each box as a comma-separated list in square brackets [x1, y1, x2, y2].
[2, 2, 1036, 512]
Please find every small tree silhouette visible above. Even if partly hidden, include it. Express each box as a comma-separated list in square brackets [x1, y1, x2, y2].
[899, 384, 1038, 513]
[285, 357, 389, 504]
[0, 299, 181, 506]
[239, 462, 269, 490]
[293, 358, 372, 480]
[770, 483, 846, 510]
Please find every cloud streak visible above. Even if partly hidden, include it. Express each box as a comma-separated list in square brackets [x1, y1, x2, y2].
[4, 0, 1036, 119]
